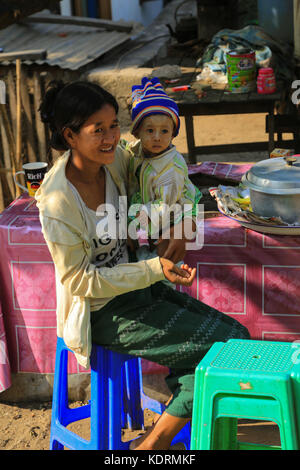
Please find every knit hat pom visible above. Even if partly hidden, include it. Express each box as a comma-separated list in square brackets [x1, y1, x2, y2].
[130, 77, 180, 137]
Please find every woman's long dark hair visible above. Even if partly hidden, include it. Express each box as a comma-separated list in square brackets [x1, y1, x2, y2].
[39, 80, 119, 161]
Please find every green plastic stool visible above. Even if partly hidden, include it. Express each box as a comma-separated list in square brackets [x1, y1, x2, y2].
[191, 339, 300, 450]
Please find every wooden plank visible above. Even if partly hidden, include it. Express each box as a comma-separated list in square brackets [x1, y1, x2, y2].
[21, 13, 133, 32]
[191, 141, 296, 155]
[248, 87, 283, 102]
[7, 69, 17, 140]
[98, 0, 111, 19]
[15, 59, 22, 191]
[185, 115, 196, 163]
[20, 68, 37, 163]
[73, 0, 84, 16]
[33, 71, 47, 162]
[268, 108, 275, 154]
[196, 89, 223, 104]
[0, 103, 17, 199]
[0, 111, 14, 198]
[177, 100, 275, 116]
[0, 50, 47, 62]
[0, 104, 16, 165]
[0, 159, 15, 209]
[0, 170, 5, 211]
[175, 84, 282, 116]
[222, 91, 250, 102]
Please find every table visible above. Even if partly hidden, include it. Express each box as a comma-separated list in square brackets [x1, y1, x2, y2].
[1, 184, 300, 395]
[0, 194, 167, 396]
[180, 214, 300, 343]
[165, 72, 288, 163]
[0, 195, 90, 393]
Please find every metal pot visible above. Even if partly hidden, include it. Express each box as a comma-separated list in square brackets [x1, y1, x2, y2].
[241, 156, 300, 225]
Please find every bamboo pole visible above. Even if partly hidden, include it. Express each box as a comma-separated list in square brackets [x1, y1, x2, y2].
[0, 103, 16, 200]
[33, 71, 47, 162]
[0, 111, 14, 199]
[7, 69, 17, 140]
[15, 58, 22, 197]
[20, 68, 37, 163]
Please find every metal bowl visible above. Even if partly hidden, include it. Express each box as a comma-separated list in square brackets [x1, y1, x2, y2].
[241, 156, 300, 224]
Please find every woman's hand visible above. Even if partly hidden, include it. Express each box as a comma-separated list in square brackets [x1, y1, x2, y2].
[157, 237, 186, 264]
[160, 258, 196, 286]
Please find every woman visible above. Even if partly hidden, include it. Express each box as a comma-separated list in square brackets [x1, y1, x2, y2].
[36, 80, 249, 450]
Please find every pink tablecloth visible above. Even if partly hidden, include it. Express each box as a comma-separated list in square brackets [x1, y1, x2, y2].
[0, 194, 89, 386]
[187, 162, 253, 182]
[180, 215, 300, 342]
[0, 194, 168, 392]
[0, 300, 11, 392]
[1, 187, 300, 393]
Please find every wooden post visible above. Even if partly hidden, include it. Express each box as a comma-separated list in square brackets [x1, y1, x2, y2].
[21, 13, 132, 32]
[7, 69, 17, 140]
[15, 58, 22, 196]
[33, 71, 47, 162]
[0, 103, 16, 201]
[20, 68, 37, 163]
[0, 111, 14, 199]
[98, 0, 111, 19]
[0, 170, 5, 212]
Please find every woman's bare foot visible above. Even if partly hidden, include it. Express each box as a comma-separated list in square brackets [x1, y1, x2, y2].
[129, 412, 190, 451]
[129, 425, 156, 450]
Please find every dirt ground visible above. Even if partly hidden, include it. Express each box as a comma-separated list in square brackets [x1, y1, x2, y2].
[0, 113, 290, 451]
[0, 400, 281, 450]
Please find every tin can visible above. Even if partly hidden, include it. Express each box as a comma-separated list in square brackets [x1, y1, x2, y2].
[226, 49, 256, 93]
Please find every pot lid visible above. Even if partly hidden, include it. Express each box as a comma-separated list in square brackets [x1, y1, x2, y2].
[242, 156, 300, 194]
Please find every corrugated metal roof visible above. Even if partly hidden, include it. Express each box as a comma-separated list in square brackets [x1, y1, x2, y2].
[0, 16, 133, 70]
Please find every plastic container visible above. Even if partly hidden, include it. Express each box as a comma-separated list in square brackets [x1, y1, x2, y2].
[257, 67, 276, 94]
[258, 0, 294, 44]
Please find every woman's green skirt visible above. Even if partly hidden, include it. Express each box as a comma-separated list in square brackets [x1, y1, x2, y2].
[91, 281, 250, 418]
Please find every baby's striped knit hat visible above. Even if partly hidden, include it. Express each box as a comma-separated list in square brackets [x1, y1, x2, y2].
[130, 77, 180, 136]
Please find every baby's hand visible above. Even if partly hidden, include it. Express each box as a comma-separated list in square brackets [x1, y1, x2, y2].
[138, 209, 149, 230]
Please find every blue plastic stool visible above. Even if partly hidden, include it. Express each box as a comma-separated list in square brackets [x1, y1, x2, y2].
[50, 337, 191, 450]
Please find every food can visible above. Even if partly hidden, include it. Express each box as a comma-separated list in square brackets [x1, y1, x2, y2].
[226, 49, 256, 93]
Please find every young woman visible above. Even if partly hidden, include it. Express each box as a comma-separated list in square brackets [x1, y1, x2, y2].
[36, 80, 249, 450]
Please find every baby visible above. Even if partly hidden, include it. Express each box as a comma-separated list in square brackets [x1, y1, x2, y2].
[127, 76, 202, 261]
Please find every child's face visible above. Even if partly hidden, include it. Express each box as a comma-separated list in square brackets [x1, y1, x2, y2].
[136, 114, 174, 157]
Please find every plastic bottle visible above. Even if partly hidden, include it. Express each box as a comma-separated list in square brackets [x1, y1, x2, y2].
[257, 68, 276, 94]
